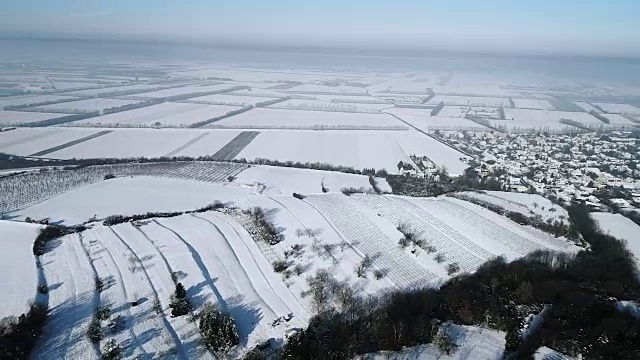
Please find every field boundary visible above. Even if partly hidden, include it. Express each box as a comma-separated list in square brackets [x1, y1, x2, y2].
[29, 130, 113, 157]
[211, 131, 260, 160]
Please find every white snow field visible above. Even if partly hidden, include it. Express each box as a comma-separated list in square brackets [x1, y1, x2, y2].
[234, 129, 414, 173]
[268, 98, 380, 114]
[574, 101, 602, 113]
[460, 191, 570, 225]
[233, 165, 391, 195]
[601, 113, 638, 126]
[0, 220, 40, 319]
[390, 131, 469, 175]
[285, 83, 367, 94]
[25, 98, 141, 113]
[214, 108, 406, 129]
[592, 102, 640, 115]
[390, 113, 492, 131]
[32, 233, 100, 360]
[503, 108, 605, 128]
[427, 95, 511, 107]
[592, 212, 640, 266]
[68, 102, 241, 127]
[487, 119, 583, 134]
[44, 129, 208, 159]
[0, 127, 102, 156]
[121, 84, 239, 100]
[0, 94, 79, 109]
[0, 110, 76, 126]
[512, 98, 556, 110]
[12, 176, 254, 224]
[185, 93, 274, 106]
[437, 106, 472, 118]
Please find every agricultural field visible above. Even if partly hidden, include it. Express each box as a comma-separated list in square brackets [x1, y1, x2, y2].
[486, 119, 583, 134]
[591, 102, 640, 115]
[0, 110, 77, 126]
[503, 108, 605, 126]
[437, 106, 471, 118]
[600, 113, 638, 126]
[24, 98, 142, 114]
[0, 94, 80, 109]
[389, 113, 492, 132]
[0, 127, 104, 156]
[390, 131, 469, 175]
[214, 108, 406, 129]
[42, 129, 212, 159]
[170, 67, 365, 83]
[512, 98, 556, 110]
[184, 93, 275, 106]
[67, 102, 240, 127]
[459, 191, 569, 225]
[427, 95, 511, 107]
[229, 88, 286, 98]
[234, 129, 414, 173]
[285, 83, 366, 94]
[268, 98, 379, 113]
[120, 84, 237, 100]
[59, 83, 187, 97]
[0, 220, 40, 319]
[573, 101, 602, 113]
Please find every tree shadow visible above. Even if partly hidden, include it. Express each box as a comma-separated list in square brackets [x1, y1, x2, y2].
[226, 295, 263, 347]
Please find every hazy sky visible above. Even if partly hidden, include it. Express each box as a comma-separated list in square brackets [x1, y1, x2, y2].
[2, 0, 640, 56]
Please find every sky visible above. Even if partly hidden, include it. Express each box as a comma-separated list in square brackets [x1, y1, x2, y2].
[2, 0, 640, 56]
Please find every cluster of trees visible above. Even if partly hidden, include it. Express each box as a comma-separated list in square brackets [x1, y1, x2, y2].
[102, 99, 162, 115]
[243, 207, 283, 245]
[102, 201, 228, 226]
[0, 303, 48, 359]
[33, 224, 86, 256]
[430, 101, 445, 116]
[198, 303, 239, 355]
[282, 203, 640, 359]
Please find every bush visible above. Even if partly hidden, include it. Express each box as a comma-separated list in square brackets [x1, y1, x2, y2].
[37, 285, 48, 295]
[101, 339, 122, 360]
[435, 328, 457, 355]
[446, 263, 460, 275]
[103, 174, 116, 180]
[87, 317, 102, 343]
[0, 302, 47, 359]
[273, 260, 291, 273]
[434, 253, 445, 263]
[198, 303, 239, 354]
[96, 305, 111, 321]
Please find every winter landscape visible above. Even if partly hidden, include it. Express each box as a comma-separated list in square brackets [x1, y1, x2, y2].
[1, 33, 640, 360]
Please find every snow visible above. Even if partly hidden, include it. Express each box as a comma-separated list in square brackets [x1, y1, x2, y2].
[169, 129, 242, 157]
[215, 108, 406, 129]
[393, 113, 492, 131]
[233, 165, 391, 195]
[574, 101, 601, 113]
[235, 129, 414, 174]
[69, 102, 241, 127]
[513, 98, 556, 110]
[592, 212, 640, 266]
[186, 93, 275, 106]
[0, 94, 79, 109]
[121, 84, 238, 99]
[461, 191, 570, 225]
[230, 88, 286, 98]
[285, 83, 366, 94]
[12, 176, 255, 225]
[0, 110, 75, 125]
[592, 102, 640, 115]
[0, 220, 40, 319]
[601, 113, 638, 125]
[26, 98, 141, 113]
[44, 128, 210, 159]
[427, 95, 511, 107]
[487, 119, 582, 134]
[60, 84, 177, 97]
[270, 98, 383, 113]
[0, 127, 102, 156]
[438, 106, 471, 118]
[360, 324, 505, 360]
[170, 67, 362, 83]
[390, 131, 469, 175]
[503, 108, 604, 125]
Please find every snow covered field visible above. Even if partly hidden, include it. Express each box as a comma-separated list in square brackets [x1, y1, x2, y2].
[0, 94, 79, 109]
[390, 131, 469, 175]
[233, 165, 391, 195]
[512, 98, 556, 110]
[269, 98, 380, 113]
[121, 84, 237, 100]
[396, 114, 492, 131]
[437, 106, 471, 118]
[68, 102, 241, 127]
[0, 220, 40, 319]
[43, 129, 209, 159]
[285, 83, 366, 94]
[592, 102, 640, 115]
[0, 110, 76, 125]
[215, 108, 406, 129]
[0, 127, 102, 156]
[504, 108, 604, 125]
[25, 98, 141, 113]
[601, 113, 638, 126]
[487, 119, 582, 134]
[185, 93, 274, 106]
[235, 129, 414, 173]
[574, 101, 601, 113]
[459, 191, 569, 225]
[592, 212, 640, 266]
[427, 95, 510, 107]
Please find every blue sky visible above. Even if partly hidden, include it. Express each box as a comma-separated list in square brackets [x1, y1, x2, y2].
[2, 0, 640, 55]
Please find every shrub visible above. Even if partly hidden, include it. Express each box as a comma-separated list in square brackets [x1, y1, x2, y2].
[273, 260, 291, 273]
[96, 305, 111, 321]
[435, 327, 457, 355]
[198, 303, 239, 354]
[87, 317, 102, 343]
[373, 269, 387, 280]
[101, 339, 122, 360]
[434, 253, 445, 263]
[37, 285, 48, 295]
[170, 283, 191, 317]
[103, 174, 116, 180]
[446, 263, 460, 275]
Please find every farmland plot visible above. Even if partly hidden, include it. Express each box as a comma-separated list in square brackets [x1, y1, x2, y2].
[512, 98, 556, 110]
[268, 98, 379, 113]
[437, 106, 470, 118]
[121, 84, 241, 100]
[0, 110, 77, 126]
[592, 102, 640, 115]
[8, 175, 252, 224]
[460, 191, 569, 225]
[574, 101, 602, 113]
[185, 93, 274, 106]
[25, 98, 141, 114]
[234, 165, 391, 195]
[168, 129, 242, 157]
[214, 108, 405, 129]
[1, 162, 247, 216]
[486, 119, 583, 134]
[390, 131, 469, 175]
[305, 193, 439, 287]
[427, 95, 510, 107]
[0, 127, 102, 156]
[503, 108, 603, 126]
[0, 220, 40, 319]
[0, 94, 79, 109]
[285, 83, 366, 94]
[69, 102, 241, 127]
[44, 129, 208, 159]
[235, 129, 414, 173]
[230, 88, 287, 98]
[32, 234, 99, 360]
[393, 113, 492, 131]
[601, 113, 638, 126]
